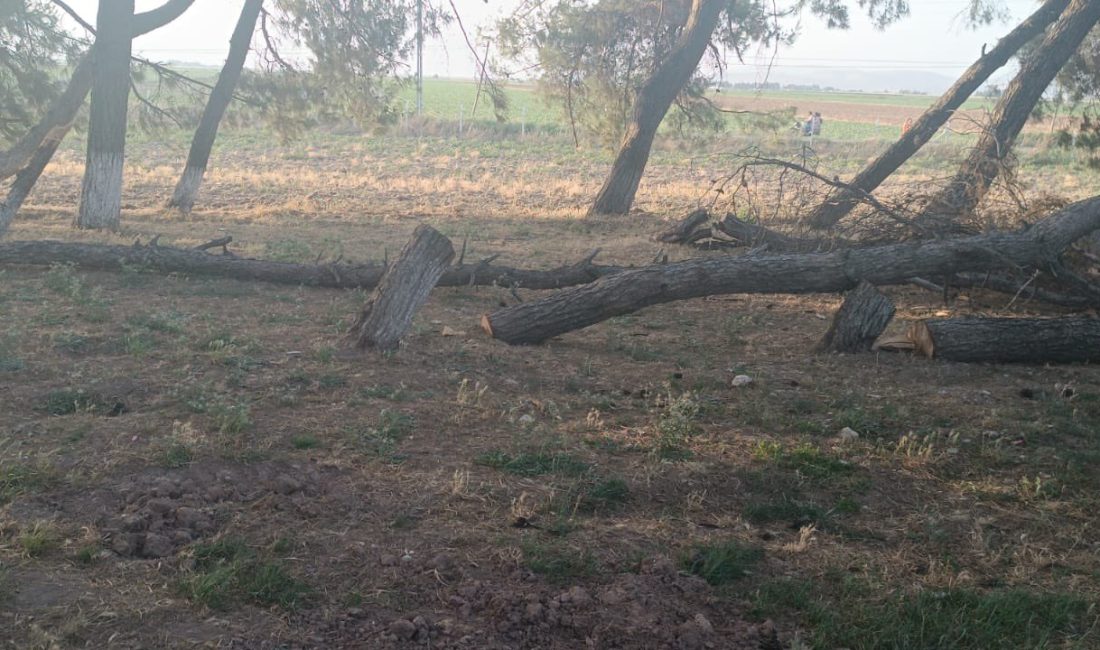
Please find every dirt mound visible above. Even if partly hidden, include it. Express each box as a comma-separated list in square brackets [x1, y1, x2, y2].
[295, 555, 780, 649]
[11, 461, 325, 559]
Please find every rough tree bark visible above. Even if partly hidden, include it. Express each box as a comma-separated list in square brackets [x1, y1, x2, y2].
[908, 317, 1100, 363]
[348, 224, 455, 351]
[0, 0, 196, 182]
[0, 239, 621, 290]
[922, 0, 1100, 222]
[589, 0, 725, 216]
[805, 0, 1071, 230]
[75, 0, 135, 231]
[167, 0, 263, 213]
[481, 195, 1100, 344]
[817, 281, 896, 353]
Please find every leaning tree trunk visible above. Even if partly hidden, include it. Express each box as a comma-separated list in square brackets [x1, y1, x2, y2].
[922, 0, 1100, 223]
[908, 317, 1100, 363]
[167, 0, 262, 213]
[481, 195, 1100, 344]
[0, 0, 195, 182]
[805, 0, 1071, 230]
[348, 224, 455, 351]
[817, 281, 896, 353]
[75, 0, 135, 231]
[0, 136, 65, 236]
[588, 0, 725, 216]
[0, 57, 93, 183]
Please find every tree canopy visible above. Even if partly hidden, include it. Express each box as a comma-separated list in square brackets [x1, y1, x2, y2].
[0, 1, 82, 144]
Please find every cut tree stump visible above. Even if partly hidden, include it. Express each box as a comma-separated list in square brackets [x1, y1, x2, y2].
[348, 224, 454, 351]
[817, 281, 896, 353]
[908, 317, 1100, 363]
[481, 195, 1100, 345]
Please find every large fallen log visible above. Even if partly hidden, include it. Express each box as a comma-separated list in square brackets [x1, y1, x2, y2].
[349, 224, 454, 351]
[481, 196, 1100, 345]
[908, 317, 1100, 363]
[0, 239, 623, 290]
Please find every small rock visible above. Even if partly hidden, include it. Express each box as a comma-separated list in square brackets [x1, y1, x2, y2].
[387, 619, 416, 641]
[731, 375, 753, 387]
[380, 554, 398, 567]
[598, 587, 628, 606]
[525, 602, 545, 621]
[427, 553, 453, 571]
[174, 507, 207, 529]
[564, 586, 590, 607]
[119, 514, 146, 532]
[693, 612, 714, 634]
[518, 414, 536, 426]
[110, 533, 141, 556]
[274, 476, 302, 495]
[838, 427, 860, 442]
[141, 533, 174, 558]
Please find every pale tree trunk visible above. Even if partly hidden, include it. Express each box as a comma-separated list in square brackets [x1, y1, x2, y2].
[0, 0, 196, 182]
[167, 0, 263, 213]
[923, 0, 1100, 222]
[805, 0, 1071, 230]
[589, 0, 725, 216]
[76, 0, 135, 231]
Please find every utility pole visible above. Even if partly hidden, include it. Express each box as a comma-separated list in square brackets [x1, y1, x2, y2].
[416, 0, 424, 115]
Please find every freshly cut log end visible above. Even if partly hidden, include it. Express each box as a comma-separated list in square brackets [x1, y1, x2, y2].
[817, 281, 896, 353]
[349, 224, 455, 352]
[480, 314, 495, 338]
[909, 317, 1100, 363]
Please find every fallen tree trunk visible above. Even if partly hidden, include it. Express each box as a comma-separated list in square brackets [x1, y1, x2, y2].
[481, 196, 1100, 345]
[0, 239, 622, 290]
[349, 224, 454, 351]
[908, 317, 1100, 363]
[817, 282, 896, 353]
[714, 213, 851, 252]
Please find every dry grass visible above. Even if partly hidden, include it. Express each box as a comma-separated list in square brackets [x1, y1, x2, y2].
[1, 126, 1099, 648]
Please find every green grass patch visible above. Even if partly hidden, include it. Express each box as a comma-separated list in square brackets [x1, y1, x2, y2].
[352, 409, 415, 455]
[574, 477, 630, 513]
[183, 537, 310, 610]
[19, 521, 61, 557]
[0, 462, 59, 504]
[291, 435, 320, 450]
[682, 540, 763, 586]
[39, 388, 112, 415]
[159, 442, 194, 468]
[744, 496, 827, 525]
[521, 539, 597, 582]
[789, 583, 1094, 650]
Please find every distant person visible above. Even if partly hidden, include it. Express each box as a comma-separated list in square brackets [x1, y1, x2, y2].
[802, 112, 814, 136]
[811, 111, 823, 136]
[902, 117, 914, 135]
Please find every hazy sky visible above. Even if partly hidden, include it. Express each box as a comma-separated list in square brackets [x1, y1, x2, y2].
[57, 0, 1043, 90]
